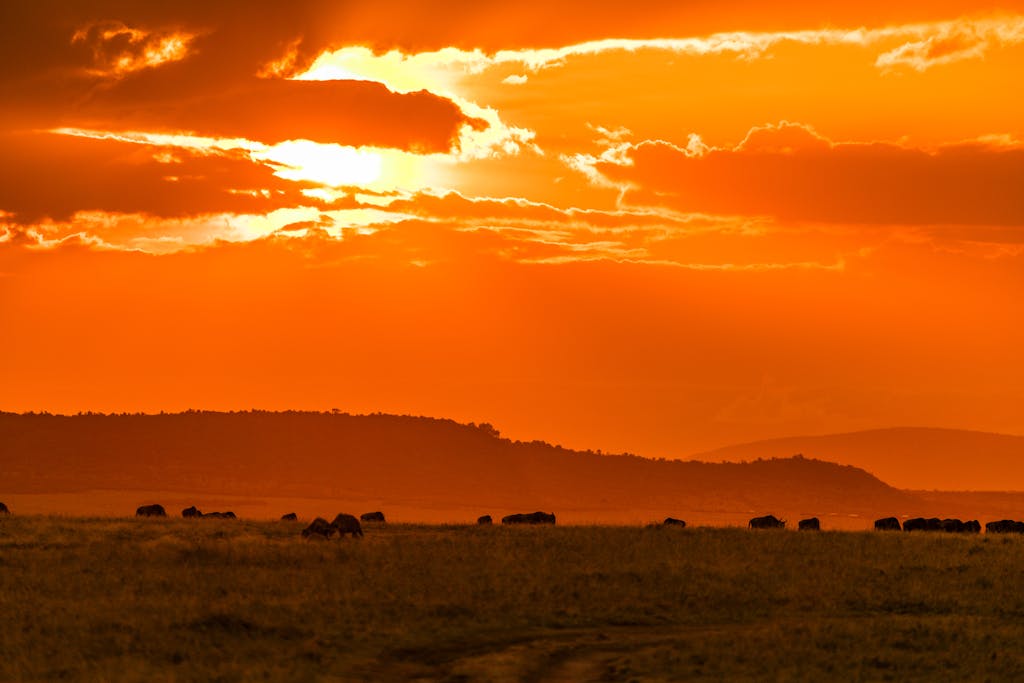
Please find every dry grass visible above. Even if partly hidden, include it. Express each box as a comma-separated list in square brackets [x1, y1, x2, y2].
[2, 517, 1023, 681]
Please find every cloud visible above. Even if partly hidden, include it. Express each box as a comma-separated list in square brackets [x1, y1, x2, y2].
[289, 16, 1024, 158]
[1, 4, 484, 154]
[4, 4, 1018, 106]
[735, 123, 831, 153]
[50, 128, 456, 197]
[71, 20, 196, 77]
[299, 15, 1024, 87]
[296, 47, 535, 160]
[1, 170, 854, 270]
[588, 122, 1024, 226]
[0, 132, 320, 223]
[6, 3, 1018, 171]
[65, 77, 483, 151]
[876, 19, 1024, 71]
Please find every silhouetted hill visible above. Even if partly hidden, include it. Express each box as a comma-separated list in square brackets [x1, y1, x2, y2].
[0, 411, 916, 518]
[693, 427, 1024, 491]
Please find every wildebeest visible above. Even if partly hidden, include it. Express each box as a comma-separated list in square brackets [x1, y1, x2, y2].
[302, 517, 335, 539]
[986, 519, 1024, 534]
[182, 506, 202, 518]
[748, 515, 785, 529]
[663, 517, 687, 527]
[477, 515, 493, 525]
[798, 517, 820, 531]
[941, 518, 967, 533]
[0, 502, 9, 515]
[502, 511, 556, 525]
[332, 513, 364, 537]
[360, 511, 386, 523]
[281, 512, 298, 521]
[136, 504, 167, 517]
[903, 517, 943, 531]
[202, 511, 236, 519]
[874, 517, 901, 531]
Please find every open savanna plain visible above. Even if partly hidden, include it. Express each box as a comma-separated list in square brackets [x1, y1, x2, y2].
[3, 518, 1024, 681]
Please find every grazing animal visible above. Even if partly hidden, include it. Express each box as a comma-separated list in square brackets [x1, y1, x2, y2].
[331, 513, 364, 538]
[477, 515, 492, 525]
[182, 506, 202, 518]
[798, 517, 820, 531]
[874, 517, 901, 531]
[0, 502, 9, 515]
[502, 511, 556, 525]
[360, 511, 386, 523]
[748, 515, 785, 529]
[663, 517, 687, 527]
[903, 517, 927, 531]
[302, 517, 336, 539]
[963, 520, 981, 533]
[941, 518, 966, 533]
[905, 517, 943, 531]
[202, 511, 236, 519]
[135, 504, 167, 518]
[985, 520, 1024, 534]
[281, 512, 298, 521]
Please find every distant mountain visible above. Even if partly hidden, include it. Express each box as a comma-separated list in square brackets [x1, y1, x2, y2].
[0, 411, 917, 520]
[693, 427, 1024, 491]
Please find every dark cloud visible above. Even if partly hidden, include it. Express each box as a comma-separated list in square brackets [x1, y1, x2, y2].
[66, 77, 482, 151]
[0, 2, 481, 150]
[597, 124, 1024, 226]
[0, 132, 318, 223]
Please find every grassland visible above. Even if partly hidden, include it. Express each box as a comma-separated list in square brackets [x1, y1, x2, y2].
[2, 518, 1024, 681]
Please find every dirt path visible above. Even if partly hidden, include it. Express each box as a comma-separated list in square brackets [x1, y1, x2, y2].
[377, 624, 745, 682]
[372, 614, 1011, 682]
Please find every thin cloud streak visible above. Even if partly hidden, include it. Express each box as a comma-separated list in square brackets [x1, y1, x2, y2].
[300, 15, 1024, 87]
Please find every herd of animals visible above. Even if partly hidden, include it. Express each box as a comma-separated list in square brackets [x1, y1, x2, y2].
[2, 502, 1024, 535]
[133, 504, 556, 538]
[750, 514, 1020, 534]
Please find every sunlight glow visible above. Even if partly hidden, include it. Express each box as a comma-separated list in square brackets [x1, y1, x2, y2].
[297, 48, 537, 161]
[52, 127, 451, 195]
[256, 142, 452, 194]
[258, 141, 383, 187]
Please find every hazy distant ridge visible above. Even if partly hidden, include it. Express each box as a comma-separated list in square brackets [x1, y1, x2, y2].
[693, 427, 1024, 491]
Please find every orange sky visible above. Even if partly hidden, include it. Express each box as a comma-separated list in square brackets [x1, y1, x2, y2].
[2, 0, 1023, 457]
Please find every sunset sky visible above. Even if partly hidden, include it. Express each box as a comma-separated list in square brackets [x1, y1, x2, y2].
[2, 0, 1023, 458]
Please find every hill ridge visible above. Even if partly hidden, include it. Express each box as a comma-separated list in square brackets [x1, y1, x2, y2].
[0, 410, 913, 518]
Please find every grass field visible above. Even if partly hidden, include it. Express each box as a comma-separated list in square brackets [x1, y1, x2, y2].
[2, 518, 1024, 681]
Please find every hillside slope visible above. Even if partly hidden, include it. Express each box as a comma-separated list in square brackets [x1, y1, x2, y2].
[0, 411, 915, 518]
[694, 427, 1024, 491]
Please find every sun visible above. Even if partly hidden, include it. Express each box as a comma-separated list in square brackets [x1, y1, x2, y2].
[256, 139, 451, 194]
[259, 139, 384, 187]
